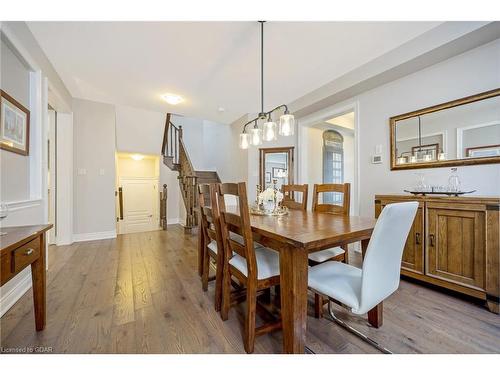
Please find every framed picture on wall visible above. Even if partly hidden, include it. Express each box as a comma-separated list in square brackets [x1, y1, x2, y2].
[0, 90, 30, 156]
[466, 144, 500, 158]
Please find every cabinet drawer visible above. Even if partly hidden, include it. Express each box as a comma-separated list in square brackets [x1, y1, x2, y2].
[12, 238, 40, 274]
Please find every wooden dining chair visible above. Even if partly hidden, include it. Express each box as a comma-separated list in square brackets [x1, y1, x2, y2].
[281, 184, 309, 211]
[198, 183, 224, 312]
[218, 182, 282, 354]
[310, 182, 350, 317]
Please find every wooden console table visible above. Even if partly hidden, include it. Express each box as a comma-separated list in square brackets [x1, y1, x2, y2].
[0, 224, 52, 330]
[375, 195, 499, 313]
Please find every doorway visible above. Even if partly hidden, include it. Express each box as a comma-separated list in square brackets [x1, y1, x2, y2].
[298, 106, 358, 216]
[116, 153, 160, 234]
[47, 106, 57, 244]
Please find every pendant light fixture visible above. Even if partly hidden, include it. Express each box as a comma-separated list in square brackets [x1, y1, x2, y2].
[239, 21, 295, 149]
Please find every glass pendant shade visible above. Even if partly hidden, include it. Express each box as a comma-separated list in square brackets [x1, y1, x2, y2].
[263, 120, 277, 141]
[279, 114, 295, 136]
[250, 127, 263, 145]
[239, 133, 250, 149]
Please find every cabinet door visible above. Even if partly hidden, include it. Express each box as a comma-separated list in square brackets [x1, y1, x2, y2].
[401, 207, 424, 274]
[376, 201, 424, 274]
[427, 207, 485, 289]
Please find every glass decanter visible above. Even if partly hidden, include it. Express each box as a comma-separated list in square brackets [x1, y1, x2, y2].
[0, 202, 8, 235]
[447, 168, 461, 192]
[414, 173, 427, 192]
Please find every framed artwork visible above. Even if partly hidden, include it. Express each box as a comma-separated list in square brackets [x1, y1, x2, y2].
[0, 90, 30, 156]
[272, 167, 287, 178]
[466, 144, 500, 158]
[265, 172, 271, 183]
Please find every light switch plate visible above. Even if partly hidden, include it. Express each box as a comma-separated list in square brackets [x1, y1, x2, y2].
[99, 168, 105, 176]
[375, 144, 383, 154]
[77, 168, 87, 175]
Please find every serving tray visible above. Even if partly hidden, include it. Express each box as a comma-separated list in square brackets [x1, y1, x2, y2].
[249, 205, 289, 216]
[403, 189, 476, 197]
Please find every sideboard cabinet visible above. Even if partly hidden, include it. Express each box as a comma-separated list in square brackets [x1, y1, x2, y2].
[375, 195, 499, 313]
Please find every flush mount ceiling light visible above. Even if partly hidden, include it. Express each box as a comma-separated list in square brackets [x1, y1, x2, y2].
[161, 93, 184, 105]
[239, 21, 295, 149]
[131, 154, 145, 161]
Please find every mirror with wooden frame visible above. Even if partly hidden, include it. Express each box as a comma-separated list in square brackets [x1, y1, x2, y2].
[390, 88, 500, 170]
[259, 147, 294, 189]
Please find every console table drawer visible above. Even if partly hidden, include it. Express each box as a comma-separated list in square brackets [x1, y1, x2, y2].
[12, 237, 40, 273]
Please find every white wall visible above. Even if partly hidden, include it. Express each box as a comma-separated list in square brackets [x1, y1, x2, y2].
[1, 38, 31, 202]
[0, 22, 72, 317]
[73, 98, 116, 238]
[299, 38, 500, 219]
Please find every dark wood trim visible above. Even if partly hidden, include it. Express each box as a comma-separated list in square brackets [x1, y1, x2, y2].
[0, 89, 31, 156]
[390, 88, 500, 170]
[258, 146, 294, 188]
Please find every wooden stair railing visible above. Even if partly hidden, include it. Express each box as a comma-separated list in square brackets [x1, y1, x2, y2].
[162, 113, 221, 232]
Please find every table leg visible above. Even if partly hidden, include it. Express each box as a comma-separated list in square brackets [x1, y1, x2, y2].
[368, 302, 383, 328]
[31, 233, 46, 331]
[279, 245, 308, 354]
[361, 238, 370, 260]
[197, 222, 204, 277]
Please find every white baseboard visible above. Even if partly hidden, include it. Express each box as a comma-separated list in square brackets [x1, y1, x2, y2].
[167, 218, 180, 225]
[73, 230, 117, 242]
[0, 273, 32, 317]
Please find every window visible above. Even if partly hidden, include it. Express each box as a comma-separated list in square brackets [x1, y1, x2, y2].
[322, 130, 344, 204]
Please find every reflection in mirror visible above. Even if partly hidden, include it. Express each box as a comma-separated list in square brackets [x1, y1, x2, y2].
[259, 147, 294, 190]
[265, 152, 288, 189]
[392, 89, 500, 169]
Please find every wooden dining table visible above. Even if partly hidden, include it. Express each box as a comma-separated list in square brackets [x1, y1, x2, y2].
[248, 210, 377, 354]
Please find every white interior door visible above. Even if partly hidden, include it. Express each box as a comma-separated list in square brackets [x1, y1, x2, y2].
[118, 178, 159, 234]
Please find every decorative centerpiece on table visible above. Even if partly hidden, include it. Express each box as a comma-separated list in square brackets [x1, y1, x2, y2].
[250, 180, 289, 216]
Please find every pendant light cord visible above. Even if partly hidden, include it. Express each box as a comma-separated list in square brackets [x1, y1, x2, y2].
[260, 20, 265, 116]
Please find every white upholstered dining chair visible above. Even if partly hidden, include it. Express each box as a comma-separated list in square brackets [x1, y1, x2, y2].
[308, 201, 418, 353]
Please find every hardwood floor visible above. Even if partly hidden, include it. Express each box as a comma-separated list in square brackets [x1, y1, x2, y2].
[1, 225, 499, 354]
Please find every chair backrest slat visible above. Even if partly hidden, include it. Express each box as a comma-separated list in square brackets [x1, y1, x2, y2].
[282, 184, 308, 211]
[312, 183, 350, 215]
[217, 182, 258, 280]
[198, 183, 223, 253]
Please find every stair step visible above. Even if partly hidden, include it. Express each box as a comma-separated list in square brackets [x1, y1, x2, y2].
[194, 170, 220, 183]
[163, 156, 180, 171]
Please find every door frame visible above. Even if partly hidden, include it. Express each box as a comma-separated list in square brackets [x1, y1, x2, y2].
[297, 101, 360, 216]
[117, 176, 160, 235]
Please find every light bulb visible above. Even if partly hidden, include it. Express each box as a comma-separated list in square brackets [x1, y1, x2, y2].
[263, 120, 277, 141]
[279, 113, 295, 136]
[409, 155, 417, 163]
[131, 154, 144, 161]
[397, 157, 407, 164]
[438, 152, 447, 161]
[239, 133, 250, 149]
[250, 127, 263, 146]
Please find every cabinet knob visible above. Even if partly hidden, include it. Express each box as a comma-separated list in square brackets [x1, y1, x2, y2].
[415, 232, 421, 245]
[429, 234, 435, 247]
[25, 248, 34, 256]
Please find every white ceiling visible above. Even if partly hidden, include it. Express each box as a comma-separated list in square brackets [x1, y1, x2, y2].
[326, 111, 354, 129]
[28, 21, 441, 123]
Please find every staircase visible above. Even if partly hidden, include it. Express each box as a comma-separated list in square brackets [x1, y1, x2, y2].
[162, 113, 220, 232]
